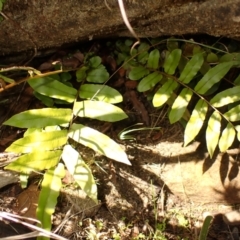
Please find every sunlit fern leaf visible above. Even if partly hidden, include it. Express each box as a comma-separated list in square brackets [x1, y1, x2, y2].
[210, 86, 240, 108]
[137, 72, 163, 92]
[179, 53, 204, 84]
[37, 163, 65, 238]
[6, 130, 67, 154]
[194, 62, 235, 95]
[206, 111, 221, 158]
[224, 105, 240, 122]
[4, 150, 62, 174]
[184, 99, 208, 146]
[163, 49, 182, 75]
[73, 100, 128, 122]
[153, 79, 179, 107]
[3, 108, 72, 128]
[147, 49, 160, 70]
[68, 124, 131, 165]
[169, 88, 193, 124]
[62, 145, 98, 203]
[218, 123, 235, 153]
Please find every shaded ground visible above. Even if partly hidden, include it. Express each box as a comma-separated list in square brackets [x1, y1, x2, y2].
[1, 38, 240, 239]
[1, 115, 240, 239]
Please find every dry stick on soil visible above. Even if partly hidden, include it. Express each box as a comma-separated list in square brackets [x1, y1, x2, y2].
[0, 212, 68, 240]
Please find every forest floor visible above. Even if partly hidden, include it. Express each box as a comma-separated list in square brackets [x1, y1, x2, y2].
[0, 38, 240, 240]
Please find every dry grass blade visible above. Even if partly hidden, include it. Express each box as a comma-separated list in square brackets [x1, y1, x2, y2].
[0, 212, 68, 240]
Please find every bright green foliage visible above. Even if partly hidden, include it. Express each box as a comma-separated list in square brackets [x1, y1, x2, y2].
[169, 88, 193, 124]
[5, 150, 62, 174]
[113, 39, 240, 157]
[68, 124, 131, 165]
[194, 62, 234, 94]
[62, 145, 98, 202]
[28, 77, 77, 103]
[3, 108, 72, 128]
[179, 53, 204, 83]
[210, 86, 240, 108]
[219, 123, 235, 152]
[147, 49, 160, 69]
[37, 163, 65, 240]
[206, 52, 218, 63]
[235, 125, 240, 141]
[76, 56, 109, 83]
[129, 66, 150, 80]
[3, 49, 132, 234]
[79, 84, 123, 103]
[137, 72, 162, 92]
[206, 111, 221, 158]
[6, 130, 67, 153]
[73, 100, 128, 122]
[153, 79, 178, 107]
[89, 56, 102, 68]
[163, 49, 182, 75]
[4, 37, 240, 234]
[184, 99, 208, 146]
[87, 66, 109, 83]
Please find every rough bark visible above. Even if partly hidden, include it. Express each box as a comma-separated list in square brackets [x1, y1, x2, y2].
[0, 0, 240, 55]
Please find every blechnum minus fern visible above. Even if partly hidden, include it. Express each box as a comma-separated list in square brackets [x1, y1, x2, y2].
[116, 38, 240, 158]
[1, 37, 240, 236]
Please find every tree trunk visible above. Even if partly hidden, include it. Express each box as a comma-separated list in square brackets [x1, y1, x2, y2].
[0, 0, 240, 55]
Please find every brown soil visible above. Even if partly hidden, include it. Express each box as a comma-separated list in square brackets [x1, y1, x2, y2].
[1, 121, 240, 239]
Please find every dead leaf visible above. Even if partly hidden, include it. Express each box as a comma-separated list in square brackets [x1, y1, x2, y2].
[125, 90, 149, 125]
[14, 184, 40, 220]
[125, 80, 138, 89]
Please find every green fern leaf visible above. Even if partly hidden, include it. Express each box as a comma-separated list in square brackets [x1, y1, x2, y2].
[153, 79, 178, 107]
[89, 56, 102, 68]
[6, 130, 67, 153]
[37, 163, 65, 238]
[235, 125, 240, 141]
[73, 100, 128, 122]
[224, 105, 240, 122]
[194, 62, 235, 95]
[163, 49, 182, 75]
[219, 123, 235, 152]
[184, 99, 208, 146]
[137, 72, 162, 92]
[128, 66, 150, 80]
[137, 43, 150, 64]
[79, 84, 123, 103]
[206, 111, 221, 158]
[87, 65, 109, 83]
[3, 108, 72, 128]
[62, 145, 98, 202]
[28, 77, 77, 103]
[234, 74, 240, 85]
[68, 124, 131, 165]
[210, 86, 240, 108]
[169, 88, 193, 124]
[147, 49, 160, 69]
[5, 150, 62, 174]
[179, 53, 204, 83]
